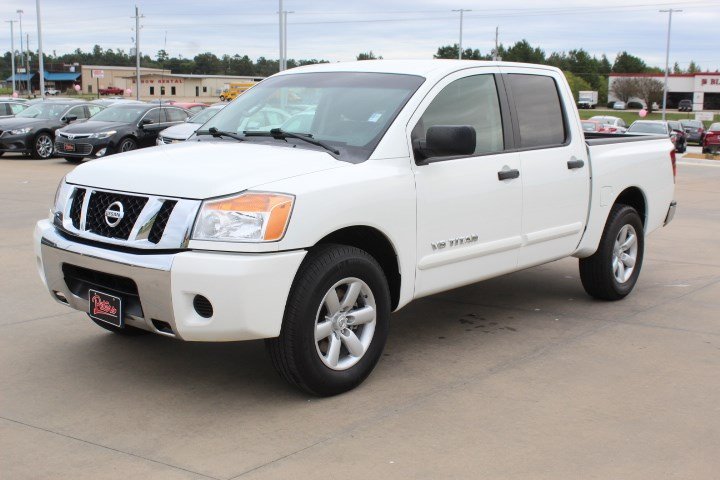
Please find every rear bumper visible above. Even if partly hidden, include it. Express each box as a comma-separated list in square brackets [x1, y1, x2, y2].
[34, 219, 306, 341]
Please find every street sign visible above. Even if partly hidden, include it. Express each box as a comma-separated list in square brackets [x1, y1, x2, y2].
[91, 69, 105, 79]
[695, 112, 714, 122]
[17, 67, 26, 73]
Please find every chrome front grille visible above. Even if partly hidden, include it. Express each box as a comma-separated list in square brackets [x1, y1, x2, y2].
[60, 185, 201, 250]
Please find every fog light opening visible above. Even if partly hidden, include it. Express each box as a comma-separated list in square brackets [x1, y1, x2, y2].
[53, 291, 69, 304]
[193, 295, 213, 318]
[95, 148, 107, 157]
[151, 319, 175, 335]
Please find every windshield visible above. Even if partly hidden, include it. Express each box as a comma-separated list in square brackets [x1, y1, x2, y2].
[581, 121, 598, 132]
[189, 106, 224, 124]
[200, 72, 425, 162]
[628, 123, 667, 135]
[16, 103, 71, 120]
[709, 123, 720, 131]
[91, 106, 149, 123]
[681, 120, 702, 128]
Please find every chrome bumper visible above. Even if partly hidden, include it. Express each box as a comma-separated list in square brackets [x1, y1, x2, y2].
[664, 201, 677, 226]
[36, 219, 179, 337]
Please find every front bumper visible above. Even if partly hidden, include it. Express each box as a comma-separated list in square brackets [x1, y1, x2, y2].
[34, 219, 306, 341]
[54, 137, 113, 158]
[0, 133, 31, 153]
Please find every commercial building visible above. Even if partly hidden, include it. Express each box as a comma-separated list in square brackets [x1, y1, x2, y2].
[608, 73, 720, 111]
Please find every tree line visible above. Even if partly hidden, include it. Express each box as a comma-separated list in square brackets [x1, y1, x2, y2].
[1, 40, 705, 105]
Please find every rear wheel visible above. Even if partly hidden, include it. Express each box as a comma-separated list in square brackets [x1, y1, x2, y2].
[266, 245, 390, 396]
[579, 204, 644, 301]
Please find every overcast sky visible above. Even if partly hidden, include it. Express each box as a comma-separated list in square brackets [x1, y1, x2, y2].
[1, 0, 718, 71]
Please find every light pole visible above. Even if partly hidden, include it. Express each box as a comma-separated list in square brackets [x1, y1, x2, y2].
[278, 0, 284, 71]
[17, 9, 25, 94]
[660, 8, 682, 121]
[452, 9, 471, 59]
[5, 20, 16, 94]
[37, 0, 45, 99]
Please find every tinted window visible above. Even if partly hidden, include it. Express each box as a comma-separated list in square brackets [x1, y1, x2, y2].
[10, 103, 27, 114]
[412, 74, 504, 156]
[166, 108, 188, 122]
[628, 122, 667, 135]
[87, 105, 103, 117]
[668, 121, 682, 131]
[0, 103, 9, 116]
[143, 108, 162, 124]
[66, 105, 88, 120]
[508, 74, 567, 148]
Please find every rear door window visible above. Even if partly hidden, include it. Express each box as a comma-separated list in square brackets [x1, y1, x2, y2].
[508, 74, 567, 149]
[166, 108, 189, 123]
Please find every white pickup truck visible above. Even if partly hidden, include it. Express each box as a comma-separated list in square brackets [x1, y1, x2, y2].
[35, 61, 676, 396]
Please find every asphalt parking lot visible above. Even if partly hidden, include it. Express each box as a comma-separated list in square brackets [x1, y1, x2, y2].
[1, 149, 719, 479]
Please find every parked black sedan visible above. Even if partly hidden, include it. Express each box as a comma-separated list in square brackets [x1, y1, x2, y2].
[55, 104, 191, 163]
[0, 100, 103, 159]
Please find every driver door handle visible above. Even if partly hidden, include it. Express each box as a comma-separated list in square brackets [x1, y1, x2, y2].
[498, 169, 520, 181]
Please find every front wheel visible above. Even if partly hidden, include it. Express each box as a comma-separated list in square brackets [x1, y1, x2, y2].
[117, 137, 137, 153]
[579, 204, 645, 300]
[32, 133, 54, 159]
[266, 245, 390, 396]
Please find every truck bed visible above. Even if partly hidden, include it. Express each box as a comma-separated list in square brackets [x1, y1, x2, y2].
[584, 132, 667, 146]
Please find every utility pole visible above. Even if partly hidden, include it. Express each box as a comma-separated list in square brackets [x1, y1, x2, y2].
[133, 6, 143, 101]
[26, 34, 31, 94]
[493, 26, 500, 61]
[278, 0, 284, 71]
[282, 11, 293, 70]
[37, 0, 45, 99]
[5, 20, 16, 94]
[17, 9, 25, 93]
[452, 9, 471, 59]
[660, 8, 682, 121]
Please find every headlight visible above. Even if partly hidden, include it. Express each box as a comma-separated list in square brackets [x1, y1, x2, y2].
[89, 130, 117, 139]
[9, 127, 31, 135]
[50, 176, 71, 220]
[192, 192, 294, 242]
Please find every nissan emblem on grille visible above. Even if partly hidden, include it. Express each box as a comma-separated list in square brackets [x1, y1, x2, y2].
[104, 201, 125, 227]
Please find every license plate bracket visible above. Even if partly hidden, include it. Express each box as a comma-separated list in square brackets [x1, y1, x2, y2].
[64, 143, 75, 152]
[89, 289, 123, 327]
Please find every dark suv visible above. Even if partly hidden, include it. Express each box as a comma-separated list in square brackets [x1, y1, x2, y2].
[0, 100, 103, 159]
[678, 99, 693, 112]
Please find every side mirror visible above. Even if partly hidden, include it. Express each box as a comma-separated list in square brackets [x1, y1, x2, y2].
[415, 125, 476, 163]
[139, 118, 154, 128]
[63, 115, 78, 123]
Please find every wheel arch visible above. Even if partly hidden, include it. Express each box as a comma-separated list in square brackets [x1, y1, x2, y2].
[312, 225, 401, 311]
[613, 186, 647, 228]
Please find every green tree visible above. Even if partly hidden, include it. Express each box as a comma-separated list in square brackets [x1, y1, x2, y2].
[612, 51, 647, 73]
[499, 40, 545, 64]
[433, 44, 485, 60]
[672, 61, 682, 74]
[687, 60, 701, 73]
[564, 71, 592, 101]
[156, 49, 169, 63]
[357, 51, 382, 61]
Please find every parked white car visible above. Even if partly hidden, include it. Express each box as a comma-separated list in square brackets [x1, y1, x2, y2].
[44, 88, 60, 96]
[35, 60, 676, 395]
[157, 103, 227, 145]
[613, 101, 627, 110]
[589, 115, 628, 133]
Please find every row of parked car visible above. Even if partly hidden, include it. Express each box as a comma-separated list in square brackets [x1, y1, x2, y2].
[0, 97, 228, 162]
[581, 115, 714, 153]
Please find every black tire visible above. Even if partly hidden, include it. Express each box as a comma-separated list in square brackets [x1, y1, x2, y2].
[702, 147, 709, 154]
[31, 132, 54, 159]
[64, 157, 83, 164]
[266, 244, 391, 396]
[117, 137, 137, 154]
[579, 204, 645, 301]
[89, 315, 148, 336]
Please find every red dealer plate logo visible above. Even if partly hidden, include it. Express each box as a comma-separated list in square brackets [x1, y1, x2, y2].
[89, 289, 123, 327]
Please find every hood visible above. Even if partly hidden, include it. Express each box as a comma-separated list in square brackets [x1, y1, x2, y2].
[66, 141, 347, 199]
[0, 117, 48, 130]
[159, 122, 200, 140]
[59, 120, 128, 134]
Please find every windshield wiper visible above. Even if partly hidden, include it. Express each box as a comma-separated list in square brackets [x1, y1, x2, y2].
[196, 127, 245, 142]
[244, 128, 340, 155]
